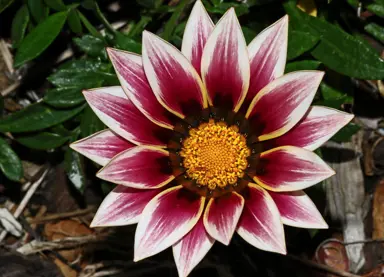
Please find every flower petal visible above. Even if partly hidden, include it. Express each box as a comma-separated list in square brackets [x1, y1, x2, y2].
[268, 106, 354, 151]
[237, 184, 286, 254]
[107, 48, 175, 129]
[253, 146, 335, 192]
[203, 192, 244, 245]
[268, 190, 328, 229]
[173, 217, 214, 277]
[97, 146, 174, 189]
[246, 71, 324, 141]
[134, 186, 205, 261]
[70, 130, 134, 166]
[142, 31, 207, 118]
[84, 86, 172, 147]
[90, 186, 162, 227]
[245, 16, 288, 107]
[181, 0, 214, 75]
[201, 8, 250, 112]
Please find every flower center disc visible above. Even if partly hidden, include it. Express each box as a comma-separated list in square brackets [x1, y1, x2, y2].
[180, 119, 250, 191]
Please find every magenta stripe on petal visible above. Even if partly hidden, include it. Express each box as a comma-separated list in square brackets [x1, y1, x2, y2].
[237, 184, 286, 254]
[91, 186, 162, 227]
[245, 16, 288, 108]
[269, 190, 328, 229]
[246, 71, 324, 141]
[173, 217, 214, 277]
[134, 186, 205, 261]
[268, 106, 354, 151]
[181, 0, 214, 75]
[254, 146, 335, 192]
[203, 192, 244, 245]
[107, 48, 175, 129]
[84, 86, 172, 147]
[201, 8, 250, 112]
[71, 130, 134, 166]
[97, 146, 174, 189]
[142, 31, 207, 118]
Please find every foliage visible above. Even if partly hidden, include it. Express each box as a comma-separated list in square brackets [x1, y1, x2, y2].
[0, 0, 381, 191]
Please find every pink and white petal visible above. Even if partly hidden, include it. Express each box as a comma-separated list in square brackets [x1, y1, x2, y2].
[203, 192, 244, 245]
[107, 48, 174, 129]
[245, 16, 288, 107]
[134, 186, 205, 261]
[268, 106, 354, 151]
[142, 31, 207, 119]
[268, 190, 328, 229]
[181, 0, 214, 75]
[97, 146, 174, 189]
[201, 8, 250, 112]
[90, 186, 162, 227]
[84, 86, 172, 147]
[173, 217, 214, 277]
[237, 184, 286, 254]
[254, 146, 335, 192]
[70, 130, 134, 166]
[246, 71, 324, 141]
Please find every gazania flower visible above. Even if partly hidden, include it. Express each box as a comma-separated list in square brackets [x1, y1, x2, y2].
[71, 1, 353, 276]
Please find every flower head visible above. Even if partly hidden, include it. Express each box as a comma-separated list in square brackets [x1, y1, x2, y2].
[71, 1, 354, 276]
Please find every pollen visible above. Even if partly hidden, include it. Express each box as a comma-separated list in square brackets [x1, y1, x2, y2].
[180, 120, 250, 190]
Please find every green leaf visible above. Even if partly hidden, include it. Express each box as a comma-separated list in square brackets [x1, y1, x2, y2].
[365, 23, 384, 44]
[58, 59, 110, 72]
[285, 60, 322, 73]
[0, 103, 85, 133]
[367, 4, 384, 18]
[14, 11, 68, 67]
[67, 9, 82, 34]
[287, 30, 319, 60]
[242, 26, 257, 44]
[161, 0, 189, 40]
[331, 123, 360, 142]
[73, 34, 106, 58]
[44, 87, 85, 108]
[48, 69, 117, 88]
[0, 0, 15, 13]
[320, 83, 352, 101]
[80, 106, 105, 138]
[65, 147, 86, 193]
[28, 0, 49, 23]
[11, 5, 30, 48]
[0, 137, 23, 181]
[16, 132, 70, 150]
[284, 1, 384, 79]
[44, 0, 66, 11]
[113, 32, 141, 53]
[78, 11, 103, 39]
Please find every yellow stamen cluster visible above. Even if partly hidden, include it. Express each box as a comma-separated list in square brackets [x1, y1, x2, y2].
[180, 120, 250, 190]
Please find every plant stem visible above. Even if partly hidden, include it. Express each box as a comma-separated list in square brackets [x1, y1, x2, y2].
[94, 2, 115, 34]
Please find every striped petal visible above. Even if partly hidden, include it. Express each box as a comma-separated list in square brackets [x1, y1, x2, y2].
[246, 71, 324, 141]
[84, 86, 172, 147]
[203, 192, 244, 245]
[201, 8, 250, 112]
[181, 0, 214, 75]
[269, 190, 328, 229]
[107, 48, 174, 129]
[268, 106, 354, 151]
[97, 146, 174, 189]
[253, 146, 335, 192]
[142, 31, 207, 118]
[70, 130, 134, 166]
[134, 186, 205, 261]
[90, 186, 162, 227]
[173, 217, 214, 277]
[245, 16, 288, 107]
[237, 184, 286, 254]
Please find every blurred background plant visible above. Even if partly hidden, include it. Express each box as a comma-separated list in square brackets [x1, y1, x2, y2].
[1, 0, 384, 276]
